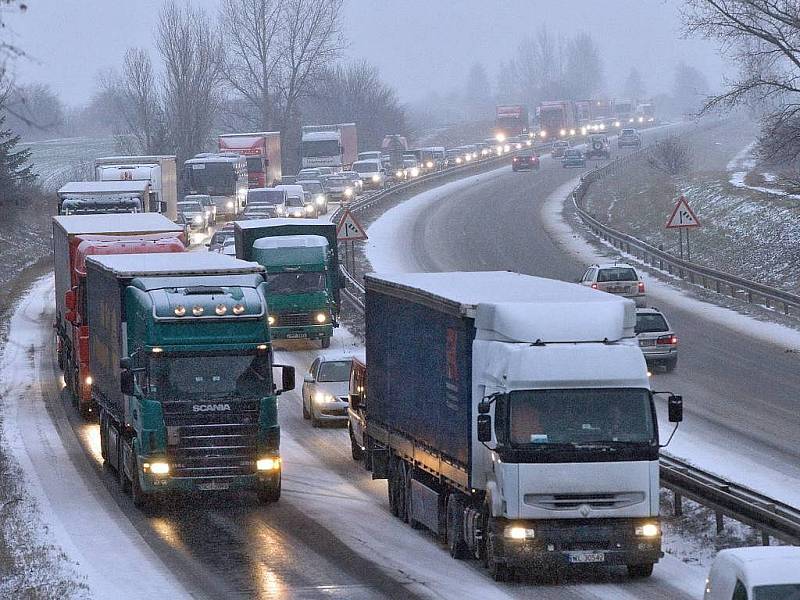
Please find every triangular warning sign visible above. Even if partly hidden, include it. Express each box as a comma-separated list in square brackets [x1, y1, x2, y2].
[336, 209, 368, 241]
[665, 195, 700, 229]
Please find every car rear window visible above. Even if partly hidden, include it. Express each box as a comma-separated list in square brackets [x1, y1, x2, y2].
[597, 267, 638, 282]
[636, 314, 668, 333]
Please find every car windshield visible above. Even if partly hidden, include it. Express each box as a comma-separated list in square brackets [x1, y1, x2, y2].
[298, 170, 319, 179]
[299, 181, 323, 193]
[507, 388, 656, 446]
[147, 352, 272, 401]
[566, 150, 581, 157]
[636, 313, 669, 333]
[248, 190, 285, 205]
[266, 272, 325, 294]
[285, 195, 304, 207]
[622, 129, 636, 135]
[353, 162, 379, 174]
[342, 172, 359, 181]
[597, 267, 638, 282]
[178, 203, 202, 213]
[754, 584, 800, 600]
[317, 360, 352, 382]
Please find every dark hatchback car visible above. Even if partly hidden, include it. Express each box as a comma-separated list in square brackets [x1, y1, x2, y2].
[512, 152, 540, 171]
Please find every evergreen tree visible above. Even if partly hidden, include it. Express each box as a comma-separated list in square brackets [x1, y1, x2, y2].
[0, 113, 36, 202]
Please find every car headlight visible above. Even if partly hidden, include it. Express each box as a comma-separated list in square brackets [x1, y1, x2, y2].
[635, 523, 660, 537]
[315, 312, 328, 323]
[410, 167, 419, 177]
[614, 121, 621, 127]
[426, 161, 434, 168]
[193, 215, 203, 224]
[314, 391, 336, 404]
[344, 187, 353, 196]
[539, 130, 547, 138]
[226, 201, 234, 209]
[504, 525, 535, 540]
[371, 174, 380, 182]
[315, 194, 325, 205]
[304, 204, 314, 213]
[455, 157, 462, 164]
[276, 206, 284, 214]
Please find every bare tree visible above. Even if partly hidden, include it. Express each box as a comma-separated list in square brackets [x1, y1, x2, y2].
[508, 27, 567, 105]
[463, 62, 493, 120]
[672, 61, 710, 116]
[624, 67, 645, 101]
[3, 83, 64, 138]
[646, 136, 692, 176]
[157, 1, 223, 167]
[219, 0, 284, 131]
[275, 0, 345, 168]
[564, 32, 603, 99]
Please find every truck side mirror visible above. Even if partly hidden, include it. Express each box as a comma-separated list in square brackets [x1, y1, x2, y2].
[668, 395, 683, 423]
[120, 370, 135, 395]
[477, 414, 492, 442]
[350, 393, 362, 410]
[477, 400, 491, 414]
[274, 365, 295, 395]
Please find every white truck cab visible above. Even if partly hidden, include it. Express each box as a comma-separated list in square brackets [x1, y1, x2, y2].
[705, 547, 800, 600]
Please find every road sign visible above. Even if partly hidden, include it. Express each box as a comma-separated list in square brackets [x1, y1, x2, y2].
[666, 195, 700, 229]
[336, 209, 368, 241]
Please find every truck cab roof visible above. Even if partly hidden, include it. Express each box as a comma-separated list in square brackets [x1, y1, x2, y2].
[53, 213, 181, 235]
[86, 252, 264, 278]
[253, 234, 328, 250]
[58, 181, 149, 196]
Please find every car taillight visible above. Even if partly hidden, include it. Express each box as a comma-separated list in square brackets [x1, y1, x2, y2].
[638, 281, 645, 293]
[656, 335, 677, 345]
[591, 283, 598, 290]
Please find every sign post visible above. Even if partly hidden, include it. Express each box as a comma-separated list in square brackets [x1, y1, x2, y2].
[336, 208, 368, 281]
[665, 195, 700, 260]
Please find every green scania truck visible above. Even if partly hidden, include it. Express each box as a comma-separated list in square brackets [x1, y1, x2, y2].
[234, 219, 342, 348]
[86, 252, 295, 506]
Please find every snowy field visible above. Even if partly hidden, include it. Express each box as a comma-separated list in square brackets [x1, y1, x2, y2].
[26, 136, 117, 190]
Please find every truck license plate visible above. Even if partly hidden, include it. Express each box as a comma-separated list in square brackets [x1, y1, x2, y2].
[199, 481, 230, 491]
[568, 551, 605, 564]
[286, 332, 308, 339]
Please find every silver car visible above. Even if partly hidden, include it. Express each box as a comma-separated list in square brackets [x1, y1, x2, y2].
[302, 357, 353, 426]
[581, 263, 645, 306]
[635, 308, 678, 372]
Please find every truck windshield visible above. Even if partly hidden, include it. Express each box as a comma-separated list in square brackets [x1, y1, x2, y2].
[302, 140, 340, 158]
[266, 272, 325, 294]
[185, 163, 236, 196]
[507, 388, 656, 446]
[352, 162, 378, 174]
[147, 352, 272, 400]
[246, 157, 263, 173]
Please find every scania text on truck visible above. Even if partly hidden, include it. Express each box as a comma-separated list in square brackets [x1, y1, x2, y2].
[494, 104, 530, 141]
[94, 155, 178, 220]
[301, 123, 357, 170]
[183, 153, 248, 219]
[218, 132, 282, 188]
[235, 219, 342, 349]
[57, 181, 152, 215]
[360, 272, 684, 581]
[86, 253, 295, 506]
[53, 214, 185, 418]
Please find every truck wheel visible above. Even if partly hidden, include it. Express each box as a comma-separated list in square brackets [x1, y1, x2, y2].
[349, 424, 364, 460]
[79, 401, 94, 422]
[99, 412, 108, 464]
[258, 475, 281, 504]
[130, 464, 152, 509]
[320, 337, 331, 349]
[57, 347, 65, 371]
[446, 494, 468, 559]
[486, 533, 511, 582]
[627, 563, 654, 578]
[118, 441, 130, 493]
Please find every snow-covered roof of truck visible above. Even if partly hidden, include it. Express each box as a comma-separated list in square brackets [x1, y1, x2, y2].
[219, 131, 279, 139]
[366, 271, 636, 343]
[253, 235, 328, 249]
[235, 218, 335, 230]
[86, 252, 264, 277]
[53, 213, 182, 235]
[302, 131, 340, 141]
[58, 181, 149, 195]
[94, 155, 175, 164]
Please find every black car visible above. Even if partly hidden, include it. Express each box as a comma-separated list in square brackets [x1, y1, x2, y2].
[512, 152, 540, 171]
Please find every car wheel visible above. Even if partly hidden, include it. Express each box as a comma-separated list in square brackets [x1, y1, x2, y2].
[302, 394, 310, 419]
[321, 337, 331, 349]
[665, 357, 678, 372]
[349, 423, 364, 460]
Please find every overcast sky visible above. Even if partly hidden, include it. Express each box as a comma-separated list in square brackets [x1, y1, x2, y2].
[4, 0, 725, 107]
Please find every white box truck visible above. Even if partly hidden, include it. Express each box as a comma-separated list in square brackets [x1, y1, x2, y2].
[94, 155, 178, 220]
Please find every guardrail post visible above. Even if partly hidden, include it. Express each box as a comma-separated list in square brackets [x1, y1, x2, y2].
[785, 302, 790, 315]
[674, 492, 683, 517]
[761, 531, 770, 546]
[716, 280, 721, 294]
[747, 290, 753, 303]
[716, 511, 725, 533]
[765, 297, 771, 309]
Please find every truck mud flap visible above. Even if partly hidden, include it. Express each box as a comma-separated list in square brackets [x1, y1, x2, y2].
[410, 478, 440, 533]
[369, 438, 389, 479]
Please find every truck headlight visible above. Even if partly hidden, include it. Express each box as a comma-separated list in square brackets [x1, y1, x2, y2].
[315, 312, 328, 323]
[256, 457, 281, 471]
[504, 525, 535, 540]
[226, 201, 234, 209]
[315, 194, 325, 205]
[268, 315, 276, 325]
[276, 206, 284, 214]
[193, 215, 203, 224]
[304, 204, 314, 213]
[614, 121, 621, 127]
[426, 161, 434, 168]
[635, 523, 660, 537]
[85, 375, 93, 386]
[371, 174, 380, 183]
[410, 167, 419, 177]
[143, 461, 170, 475]
[344, 187, 353, 196]
[455, 157, 462, 164]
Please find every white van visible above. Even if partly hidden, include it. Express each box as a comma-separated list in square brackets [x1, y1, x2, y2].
[705, 547, 800, 600]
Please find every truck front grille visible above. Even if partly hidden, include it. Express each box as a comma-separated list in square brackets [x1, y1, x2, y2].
[277, 312, 315, 327]
[524, 492, 646, 511]
[161, 399, 261, 480]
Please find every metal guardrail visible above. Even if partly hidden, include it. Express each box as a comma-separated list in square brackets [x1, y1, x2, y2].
[332, 132, 800, 547]
[572, 144, 800, 317]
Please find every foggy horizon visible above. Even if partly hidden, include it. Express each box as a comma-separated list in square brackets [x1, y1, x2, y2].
[4, 0, 727, 108]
